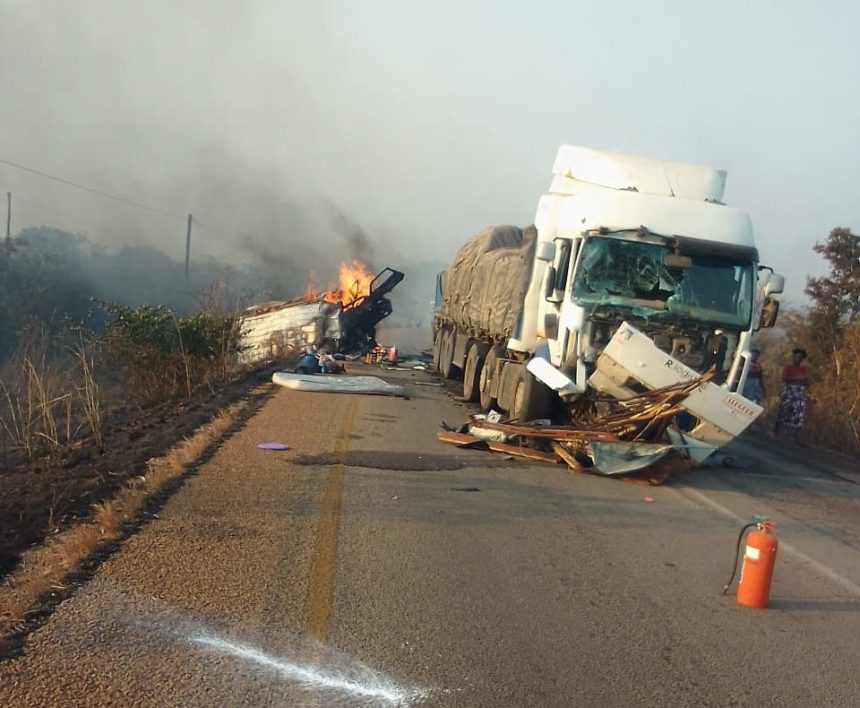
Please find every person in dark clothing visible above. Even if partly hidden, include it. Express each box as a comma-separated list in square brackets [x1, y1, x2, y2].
[774, 348, 809, 440]
[742, 348, 766, 405]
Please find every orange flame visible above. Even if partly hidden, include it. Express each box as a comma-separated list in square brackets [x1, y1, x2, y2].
[322, 260, 374, 307]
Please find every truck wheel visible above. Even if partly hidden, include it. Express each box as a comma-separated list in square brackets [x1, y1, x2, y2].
[462, 343, 488, 402]
[432, 330, 443, 372]
[510, 366, 551, 422]
[439, 329, 457, 380]
[479, 348, 501, 410]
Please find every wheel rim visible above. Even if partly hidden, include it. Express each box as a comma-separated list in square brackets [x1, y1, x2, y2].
[464, 351, 476, 395]
[433, 332, 443, 371]
[440, 331, 452, 377]
[464, 346, 484, 401]
[479, 360, 491, 394]
[513, 379, 525, 419]
[479, 350, 498, 409]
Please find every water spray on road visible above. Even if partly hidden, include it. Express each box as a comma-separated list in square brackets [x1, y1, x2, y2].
[190, 632, 430, 706]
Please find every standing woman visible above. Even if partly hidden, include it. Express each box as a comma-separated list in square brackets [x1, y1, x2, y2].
[774, 348, 810, 440]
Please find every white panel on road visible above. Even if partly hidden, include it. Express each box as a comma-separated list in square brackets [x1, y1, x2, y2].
[272, 372, 407, 397]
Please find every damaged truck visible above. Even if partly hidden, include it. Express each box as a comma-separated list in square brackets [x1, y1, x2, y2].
[239, 267, 404, 365]
[433, 146, 784, 464]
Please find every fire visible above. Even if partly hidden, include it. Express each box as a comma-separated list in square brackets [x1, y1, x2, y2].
[323, 260, 374, 307]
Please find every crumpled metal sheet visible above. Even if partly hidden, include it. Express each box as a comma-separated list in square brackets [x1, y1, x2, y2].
[587, 441, 675, 476]
[239, 299, 343, 365]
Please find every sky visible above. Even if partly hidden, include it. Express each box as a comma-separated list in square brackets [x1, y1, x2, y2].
[1, 0, 858, 303]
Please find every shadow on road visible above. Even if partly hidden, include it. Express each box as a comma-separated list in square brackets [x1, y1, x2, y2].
[770, 597, 860, 613]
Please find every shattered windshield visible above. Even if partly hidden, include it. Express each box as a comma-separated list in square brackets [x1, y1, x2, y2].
[572, 236, 754, 328]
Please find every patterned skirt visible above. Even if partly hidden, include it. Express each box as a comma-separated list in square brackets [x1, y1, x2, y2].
[777, 384, 807, 429]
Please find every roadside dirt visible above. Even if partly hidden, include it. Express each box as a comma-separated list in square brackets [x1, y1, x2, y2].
[0, 367, 280, 579]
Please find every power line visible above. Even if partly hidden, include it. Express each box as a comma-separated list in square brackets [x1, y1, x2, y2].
[11, 191, 147, 234]
[0, 156, 186, 221]
[9, 187, 253, 260]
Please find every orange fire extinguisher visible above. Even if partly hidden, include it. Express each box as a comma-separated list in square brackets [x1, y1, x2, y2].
[722, 519, 778, 608]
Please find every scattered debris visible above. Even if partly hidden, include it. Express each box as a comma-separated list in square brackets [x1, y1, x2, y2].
[395, 359, 430, 370]
[365, 346, 388, 365]
[272, 372, 407, 398]
[451, 487, 481, 492]
[437, 374, 710, 483]
[587, 441, 674, 476]
[644, 496, 655, 503]
[257, 442, 290, 451]
[467, 411, 508, 443]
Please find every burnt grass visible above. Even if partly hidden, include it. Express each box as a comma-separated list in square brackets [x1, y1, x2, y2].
[0, 366, 279, 580]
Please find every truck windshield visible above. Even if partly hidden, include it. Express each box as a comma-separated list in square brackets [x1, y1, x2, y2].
[572, 236, 754, 328]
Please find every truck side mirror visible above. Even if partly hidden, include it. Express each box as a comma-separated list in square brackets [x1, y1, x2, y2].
[764, 273, 785, 296]
[536, 241, 556, 262]
[758, 297, 779, 329]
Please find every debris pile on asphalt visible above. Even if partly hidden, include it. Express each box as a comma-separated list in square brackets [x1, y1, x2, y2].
[295, 351, 348, 374]
[437, 372, 716, 484]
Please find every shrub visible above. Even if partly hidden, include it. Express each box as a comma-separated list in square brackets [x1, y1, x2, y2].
[99, 303, 239, 402]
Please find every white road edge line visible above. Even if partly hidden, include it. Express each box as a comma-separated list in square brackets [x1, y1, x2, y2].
[674, 486, 860, 597]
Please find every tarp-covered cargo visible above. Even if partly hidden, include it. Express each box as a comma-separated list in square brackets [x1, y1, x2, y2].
[438, 225, 537, 338]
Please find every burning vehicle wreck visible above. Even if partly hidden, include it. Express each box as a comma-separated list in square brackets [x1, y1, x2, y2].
[238, 264, 404, 365]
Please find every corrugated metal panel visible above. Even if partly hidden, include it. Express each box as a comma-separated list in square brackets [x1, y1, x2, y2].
[238, 299, 343, 364]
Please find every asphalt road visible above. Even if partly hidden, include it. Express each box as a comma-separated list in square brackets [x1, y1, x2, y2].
[2, 365, 860, 707]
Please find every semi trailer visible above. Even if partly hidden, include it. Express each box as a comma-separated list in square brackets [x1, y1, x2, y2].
[433, 146, 783, 463]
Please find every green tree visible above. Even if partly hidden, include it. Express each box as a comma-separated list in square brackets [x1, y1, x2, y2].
[797, 227, 860, 453]
[805, 227, 860, 334]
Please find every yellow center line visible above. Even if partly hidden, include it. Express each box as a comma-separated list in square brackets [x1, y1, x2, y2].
[303, 396, 358, 639]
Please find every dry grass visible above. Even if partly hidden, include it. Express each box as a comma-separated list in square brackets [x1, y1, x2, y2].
[72, 344, 102, 448]
[0, 401, 247, 633]
[1, 338, 104, 460]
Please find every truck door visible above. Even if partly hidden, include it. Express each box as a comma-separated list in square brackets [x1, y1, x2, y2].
[544, 238, 574, 366]
[551, 238, 586, 372]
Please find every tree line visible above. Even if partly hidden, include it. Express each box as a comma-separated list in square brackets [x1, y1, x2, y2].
[755, 227, 860, 455]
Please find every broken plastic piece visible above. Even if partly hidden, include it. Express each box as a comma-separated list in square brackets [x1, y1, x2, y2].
[467, 425, 509, 443]
[526, 357, 579, 394]
[257, 442, 289, 451]
[587, 441, 674, 476]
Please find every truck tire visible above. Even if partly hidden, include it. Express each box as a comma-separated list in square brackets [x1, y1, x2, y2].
[439, 329, 457, 380]
[462, 343, 489, 402]
[510, 365, 551, 422]
[479, 348, 501, 410]
[432, 330, 443, 372]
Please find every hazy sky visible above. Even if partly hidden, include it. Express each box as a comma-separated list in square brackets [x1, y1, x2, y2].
[1, 0, 857, 302]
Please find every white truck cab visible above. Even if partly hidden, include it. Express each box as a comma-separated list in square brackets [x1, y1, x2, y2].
[507, 146, 783, 460]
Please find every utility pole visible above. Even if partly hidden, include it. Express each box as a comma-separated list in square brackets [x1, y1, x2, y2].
[3, 191, 10, 273]
[185, 213, 192, 282]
